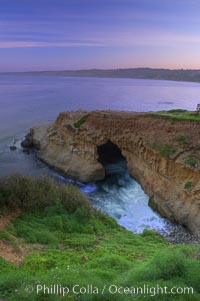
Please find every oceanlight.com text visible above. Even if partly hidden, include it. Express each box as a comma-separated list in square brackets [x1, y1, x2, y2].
[24, 283, 194, 297]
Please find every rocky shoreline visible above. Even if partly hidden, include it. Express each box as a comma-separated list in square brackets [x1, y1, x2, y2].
[22, 110, 200, 238]
[161, 223, 200, 244]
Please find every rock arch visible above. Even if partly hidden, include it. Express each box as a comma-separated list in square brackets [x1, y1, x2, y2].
[97, 140, 126, 165]
[27, 110, 200, 237]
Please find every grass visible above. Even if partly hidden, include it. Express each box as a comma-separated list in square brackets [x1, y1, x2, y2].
[73, 114, 90, 128]
[0, 229, 12, 241]
[147, 109, 200, 122]
[0, 175, 200, 301]
[150, 143, 175, 158]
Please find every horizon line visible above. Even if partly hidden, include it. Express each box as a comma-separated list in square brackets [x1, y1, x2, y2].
[1, 67, 200, 73]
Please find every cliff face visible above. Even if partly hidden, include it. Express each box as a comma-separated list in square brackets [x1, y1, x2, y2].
[27, 110, 200, 236]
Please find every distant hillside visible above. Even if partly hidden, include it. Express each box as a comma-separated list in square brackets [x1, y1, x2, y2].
[2, 68, 200, 83]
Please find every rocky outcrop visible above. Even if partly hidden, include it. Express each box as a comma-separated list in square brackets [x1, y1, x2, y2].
[25, 110, 200, 237]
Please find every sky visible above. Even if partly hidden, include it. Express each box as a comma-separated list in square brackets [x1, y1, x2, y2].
[1, 0, 200, 71]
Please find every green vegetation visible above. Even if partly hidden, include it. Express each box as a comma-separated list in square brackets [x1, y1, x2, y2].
[160, 144, 175, 158]
[150, 143, 175, 158]
[65, 123, 74, 131]
[73, 114, 90, 128]
[0, 229, 13, 242]
[0, 175, 200, 301]
[176, 135, 189, 145]
[185, 156, 198, 168]
[0, 174, 90, 213]
[167, 109, 188, 114]
[150, 143, 159, 151]
[185, 181, 193, 190]
[147, 109, 200, 122]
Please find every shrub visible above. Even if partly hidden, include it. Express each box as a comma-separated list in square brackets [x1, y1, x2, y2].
[0, 174, 56, 211]
[168, 109, 187, 114]
[65, 123, 74, 131]
[152, 250, 187, 279]
[185, 156, 198, 168]
[150, 143, 159, 151]
[60, 184, 91, 213]
[74, 207, 91, 223]
[126, 249, 187, 282]
[149, 143, 175, 158]
[0, 174, 91, 213]
[160, 145, 175, 158]
[176, 135, 189, 145]
[51, 216, 64, 230]
[185, 181, 193, 190]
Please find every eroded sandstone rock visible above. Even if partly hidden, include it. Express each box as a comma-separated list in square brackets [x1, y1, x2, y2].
[26, 110, 200, 237]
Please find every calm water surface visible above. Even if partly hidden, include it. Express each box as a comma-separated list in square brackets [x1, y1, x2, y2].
[1, 75, 200, 234]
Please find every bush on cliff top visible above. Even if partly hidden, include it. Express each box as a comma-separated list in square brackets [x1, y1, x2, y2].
[0, 174, 91, 213]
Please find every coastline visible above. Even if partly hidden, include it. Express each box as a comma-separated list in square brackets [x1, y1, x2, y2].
[2, 68, 200, 84]
[23, 110, 200, 238]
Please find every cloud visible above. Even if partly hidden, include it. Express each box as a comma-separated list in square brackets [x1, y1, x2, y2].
[0, 41, 106, 48]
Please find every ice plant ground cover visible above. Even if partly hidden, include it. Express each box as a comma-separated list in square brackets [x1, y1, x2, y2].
[0, 175, 199, 301]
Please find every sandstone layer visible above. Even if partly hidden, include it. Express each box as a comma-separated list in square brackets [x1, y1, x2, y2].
[25, 110, 200, 237]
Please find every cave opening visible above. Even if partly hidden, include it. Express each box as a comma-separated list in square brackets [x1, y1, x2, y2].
[97, 140, 126, 165]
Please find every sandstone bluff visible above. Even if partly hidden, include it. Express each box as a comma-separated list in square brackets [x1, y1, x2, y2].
[24, 110, 200, 237]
